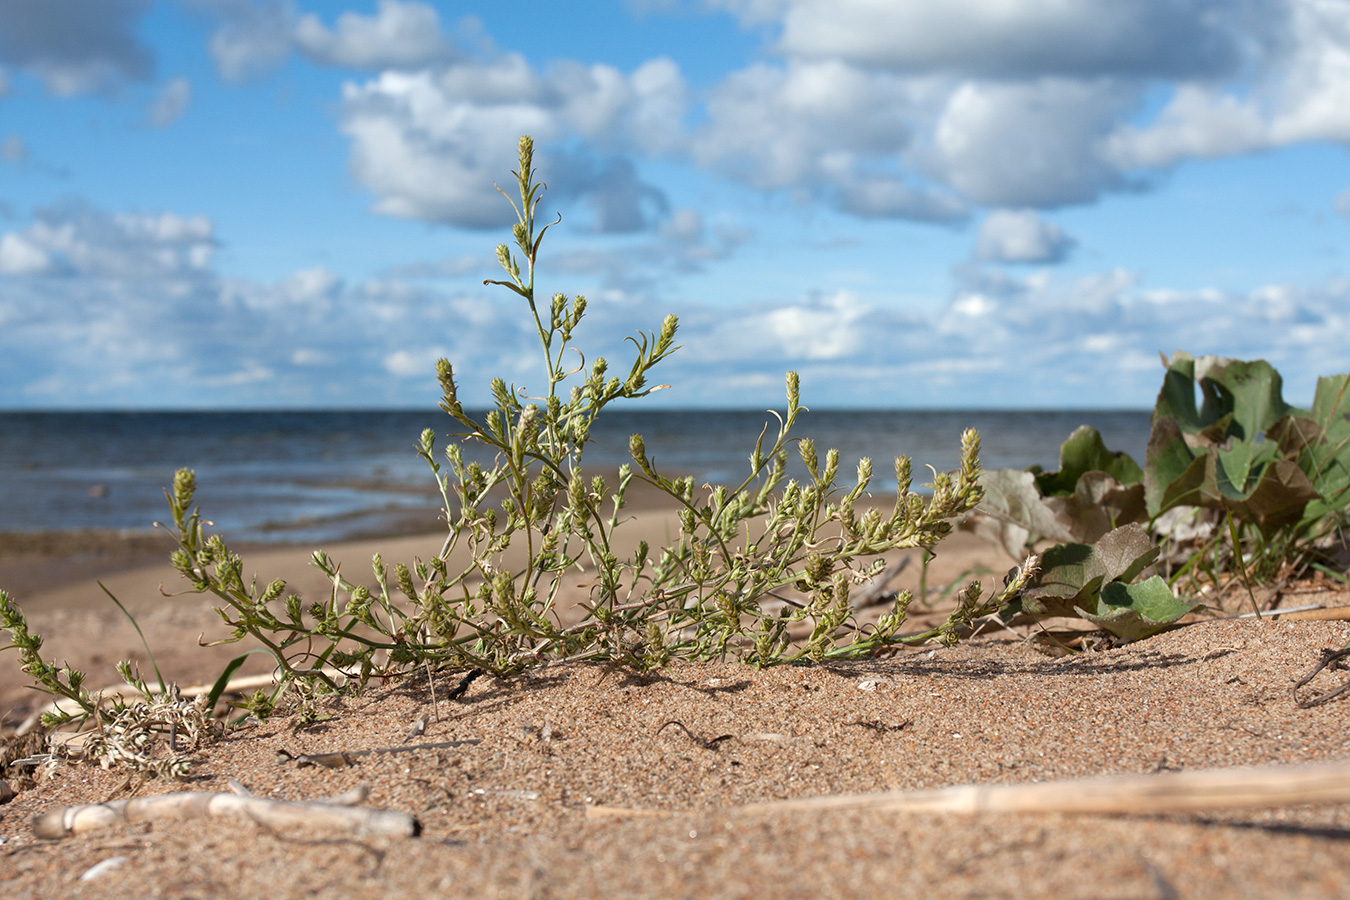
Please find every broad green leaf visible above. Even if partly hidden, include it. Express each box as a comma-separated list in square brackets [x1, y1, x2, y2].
[1311, 372, 1350, 437]
[1214, 435, 1279, 499]
[1196, 356, 1293, 440]
[1153, 446, 1219, 517]
[1152, 353, 1295, 444]
[1089, 522, 1160, 582]
[1075, 576, 1200, 641]
[1020, 523, 1157, 618]
[1153, 352, 1202, 431]
[1145, 416, 1201, 516]
[1293, 374, 1350, 527]
[1035, 425, 1144, 496]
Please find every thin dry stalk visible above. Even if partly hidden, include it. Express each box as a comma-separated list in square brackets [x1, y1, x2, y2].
[586, 758, 1350, 820]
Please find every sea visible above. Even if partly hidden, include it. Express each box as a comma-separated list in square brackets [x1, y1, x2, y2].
[0, 410, 1152, 544]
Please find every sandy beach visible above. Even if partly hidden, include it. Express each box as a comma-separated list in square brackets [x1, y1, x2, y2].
[3, 508, 1350, 899]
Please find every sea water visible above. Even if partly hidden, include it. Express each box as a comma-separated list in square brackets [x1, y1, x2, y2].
[0, 409, 1151, 543]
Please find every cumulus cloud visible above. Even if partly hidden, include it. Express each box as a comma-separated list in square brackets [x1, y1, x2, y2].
[770, 0, 1279, 80]
[148, 77, 192, 127]
[546, 152, 670, 233]
[931, 78, 1143, 207]
[279, 265, 341, 303]
[195, 0, 295, 82]
[197, 0, 471, 79]
[0, 203, 215, 278]
[645, 265, 1350, 408]
[3, 197, 1348, 409]
[679, 0, 1350, 219]
[0, 232, 50, 274]
[338, 56, 686, 228]
[692, 59, 966, 221]
[0, 200, 547, 406]
[0, 0, 154, 95]
[384, 346, 450, 379]
[178, 0, 1344, 228]
[975, 210, 1076, 264]
[1105, 2, 1350, 168]
[295, 0, 456, 69]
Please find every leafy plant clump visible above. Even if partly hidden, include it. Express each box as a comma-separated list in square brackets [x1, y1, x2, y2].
[160, 135, 1036, 693]
[975, 352, 1350, 638]
[1, 589, 222, 777]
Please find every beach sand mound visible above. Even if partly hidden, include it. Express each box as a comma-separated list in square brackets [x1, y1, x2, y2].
[2, 531, 1350, 898]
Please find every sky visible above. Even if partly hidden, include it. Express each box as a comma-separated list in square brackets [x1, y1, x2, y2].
[1, 0, 1349, 411]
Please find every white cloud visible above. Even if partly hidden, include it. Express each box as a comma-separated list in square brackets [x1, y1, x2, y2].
[693, 59, 966, 220]
[0, 204, 216, 278]
[762, 291, 868, 360]
[627, 260, 1350, 408]
[679, 290, 875, 368]
[975, 210, 1076, 264]
[0, 232, 50, 274]
[932, 78, 1140, 207]
[384, 347, 448, 378]
[677, 0, 1350, 220]
[546, 151, 670, 233]
[0, 0, 154, 95]
[548, 206, 751, 298]
[197, 0, 295, 82]
[148, 77, 192, 127]
[177, 0, 1348, 230]
[1106, 1, 1350, 168]
[281, 265, 340, 301]
[687, 3, 1270, 217]
[295, 0, 456, 70]
[4, 197, 1349, 409]
[338, 57, 687, 228]
[0, 199, 546, 406]
[771, 0, 1277, 80]
[290, 347, 330, 366]
[0, 67, 9, 96]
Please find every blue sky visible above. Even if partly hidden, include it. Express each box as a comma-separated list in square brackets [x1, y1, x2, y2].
[1, 0, 1349, 410]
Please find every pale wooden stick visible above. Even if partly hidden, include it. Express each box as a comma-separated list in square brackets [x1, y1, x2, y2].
[33, 783, 420, 840]
[586, 759, 1350, 821]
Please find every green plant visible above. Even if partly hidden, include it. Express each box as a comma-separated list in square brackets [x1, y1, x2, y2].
[163, 135, 1035, 689]
[976, 352, 1350, 637]
[1, 588, 222, 777]
[1, 589, 99, 729]
[1146, 355, 1350, 591]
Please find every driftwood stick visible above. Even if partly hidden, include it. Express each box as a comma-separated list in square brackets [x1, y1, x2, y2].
[587, 759, 1350, 820]
[33, 783, 420, 840]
